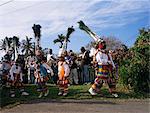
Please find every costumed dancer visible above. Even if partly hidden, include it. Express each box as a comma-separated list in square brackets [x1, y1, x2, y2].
[42, 57, 54, 79]
[57, 56, 70, 96]
[57, 25, 75, 95]
[57, 36, 70, 96]
[9, 61, 29, 97]
[88, 40, 118, 97]
[0, 56, 11, 87]
[34, 46, 50, 98]
[78, 21, 118, 97]
[34, 60, 49, 98]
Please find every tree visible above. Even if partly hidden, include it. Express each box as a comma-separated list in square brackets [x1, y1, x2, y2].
[119, 28, 150, 93]
[0, 39, 6, 51]
[21, 36, 34, 58]
[53, 26, 75, 49]
[0, 37, 14, 61]
[0, 37, 12, 53]
[53, 26, 75, 56]
[53, 34, 65, 48]
[85, 36, 125, 51]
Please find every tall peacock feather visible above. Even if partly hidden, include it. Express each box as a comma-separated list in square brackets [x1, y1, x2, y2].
[12, 36, 20, 61]
[54, 26, 75, 56]
[65, 26, 75, 50]
[78, 20, 102, 42]
[32, 24, 41, 49]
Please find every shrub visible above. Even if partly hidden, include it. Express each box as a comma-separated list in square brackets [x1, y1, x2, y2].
[119, 28, 150, 93]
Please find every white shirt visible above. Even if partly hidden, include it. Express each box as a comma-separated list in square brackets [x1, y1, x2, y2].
[64, 63, 70, 77]
[9, 64, 23, 81]
[47, 54, 54, 61]
[95, 51, 115, 68]
[89, 47, 96, 57]
[96, 51, 109, 65]
[26, 56, 36, 67]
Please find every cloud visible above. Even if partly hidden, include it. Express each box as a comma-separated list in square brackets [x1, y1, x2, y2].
[0, 0, 149, 57]
[0, 0, 149, 36]
[85, 0, 149, 29]
[0, 0, 99, 37]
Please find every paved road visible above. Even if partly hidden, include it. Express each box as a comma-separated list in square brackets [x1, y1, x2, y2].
[1, 99, 149, 113]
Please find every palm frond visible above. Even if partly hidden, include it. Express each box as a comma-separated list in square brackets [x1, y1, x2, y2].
[53, 39, 61, 44]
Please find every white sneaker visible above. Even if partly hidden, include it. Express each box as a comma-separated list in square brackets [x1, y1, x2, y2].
[21, 92, 29, 96]
[63, 92, 68, 96]
[58, 92, 63, 96]
[112, 93, 118, 98]
[10, 94, 15, 98]
[44, 90, 49, 97]
[38, 92, 43, 98]
[88, 88, 97, 96]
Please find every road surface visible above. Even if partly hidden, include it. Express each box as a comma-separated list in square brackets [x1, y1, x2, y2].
[1, 99, 149, 113]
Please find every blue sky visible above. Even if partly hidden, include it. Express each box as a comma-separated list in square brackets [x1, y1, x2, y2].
[0, 0, 149, 57]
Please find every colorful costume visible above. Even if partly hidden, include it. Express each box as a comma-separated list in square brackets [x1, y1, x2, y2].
[35, 63, 49, 98]
[89, 42, 118, 97]
[57, 60, 70, 96]
[0, 61, 11, 86]
[9, 63, 29, 97]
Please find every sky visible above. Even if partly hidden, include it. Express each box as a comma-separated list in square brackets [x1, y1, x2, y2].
[0, 0, 149, 58]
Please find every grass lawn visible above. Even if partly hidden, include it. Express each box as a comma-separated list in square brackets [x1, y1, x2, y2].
[0, 84, 149, 108]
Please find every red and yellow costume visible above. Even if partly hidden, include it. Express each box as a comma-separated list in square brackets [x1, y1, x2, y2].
[89, 41, 118, 97]
[58, 60, 70, 96]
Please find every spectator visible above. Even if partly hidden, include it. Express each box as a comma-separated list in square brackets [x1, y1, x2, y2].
[80, 47, 91, 84]
[47, 49, 56, 66]
[69, 53, 79, 85]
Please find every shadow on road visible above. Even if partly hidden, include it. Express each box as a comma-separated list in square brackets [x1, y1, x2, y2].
[23, 99, 117, 105]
